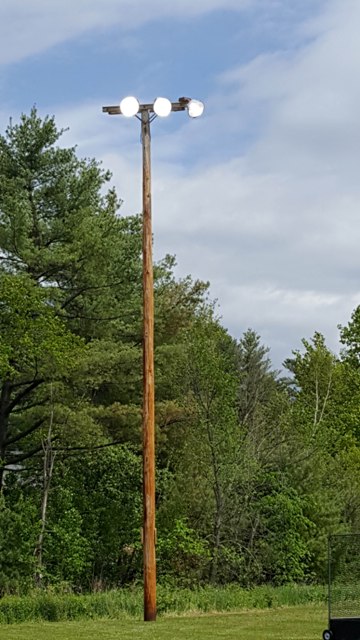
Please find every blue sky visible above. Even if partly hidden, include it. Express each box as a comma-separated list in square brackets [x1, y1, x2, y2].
[1, 0, 360, 367]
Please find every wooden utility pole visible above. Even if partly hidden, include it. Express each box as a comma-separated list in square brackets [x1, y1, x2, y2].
[141, 109, 157, 622]
[102, 96, 204, 623]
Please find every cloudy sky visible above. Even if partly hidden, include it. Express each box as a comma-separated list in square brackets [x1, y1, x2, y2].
[1, 0, 359, 367]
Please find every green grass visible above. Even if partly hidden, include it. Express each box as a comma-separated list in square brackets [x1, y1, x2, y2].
[0, 584, 326, 624]
[0, 604, 327, 640]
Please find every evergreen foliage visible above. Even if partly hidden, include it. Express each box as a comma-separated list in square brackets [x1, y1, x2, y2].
[1, 109, 360, 596]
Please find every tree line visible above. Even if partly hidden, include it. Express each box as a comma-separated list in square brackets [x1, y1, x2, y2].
[1, 109, 360, 594]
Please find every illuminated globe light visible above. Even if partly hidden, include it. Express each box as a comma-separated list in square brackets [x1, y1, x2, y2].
[153, 97, 172, 117]
[187, 99, 204, 118]
[120, 96, 140, 117]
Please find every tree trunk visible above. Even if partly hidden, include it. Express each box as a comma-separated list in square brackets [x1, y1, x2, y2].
[0, 379, 11, 491]
[205, 417, 223, 584]
[210, 487, 223, 584]
[34, 384, 56, 583]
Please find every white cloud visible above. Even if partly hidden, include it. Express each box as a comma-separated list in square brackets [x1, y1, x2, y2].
[0, 0, 253, 65]
[6, 0, 360, 366]
[224, 1, 360, 181]
[217, 283, 360, 366]
[161, 0, 360, 361]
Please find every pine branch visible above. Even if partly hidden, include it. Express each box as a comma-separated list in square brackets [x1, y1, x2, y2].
[5, 417, 46, 446]
[6, 379, 44, 416]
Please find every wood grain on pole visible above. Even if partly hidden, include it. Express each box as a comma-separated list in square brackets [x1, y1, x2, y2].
[141, 110, 157, 622]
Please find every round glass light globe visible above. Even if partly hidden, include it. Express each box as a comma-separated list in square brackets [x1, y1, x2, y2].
[188, 99, 204, 118]
[153, 97, 172, 117]
[120, 96, 139, 117]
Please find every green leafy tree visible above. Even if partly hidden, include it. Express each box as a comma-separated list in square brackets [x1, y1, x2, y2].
[0, 492, 38, 594]
[284, 332, 360, 578]
[163, 318, 240, 583]
[0, 273, 82, 487]
[44, 446, 142, 588]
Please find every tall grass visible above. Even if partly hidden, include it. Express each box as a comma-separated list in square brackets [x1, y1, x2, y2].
[0, 584, 327, 624]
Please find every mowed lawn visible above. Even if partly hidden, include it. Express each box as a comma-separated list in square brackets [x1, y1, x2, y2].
[0, 604, 326, 640]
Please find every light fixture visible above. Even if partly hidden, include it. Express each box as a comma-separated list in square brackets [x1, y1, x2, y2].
[187, 99, 205, 118]
[120, 96, 140, 117]
[153, 97, 172, 117]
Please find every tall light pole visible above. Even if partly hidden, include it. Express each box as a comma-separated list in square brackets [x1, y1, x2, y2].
[102, 96, 204, 622]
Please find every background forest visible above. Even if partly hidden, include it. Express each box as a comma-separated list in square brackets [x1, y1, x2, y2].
[1, 110, 360, 595]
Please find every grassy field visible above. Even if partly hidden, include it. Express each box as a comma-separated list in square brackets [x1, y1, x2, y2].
[0, 604, 327, 640]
